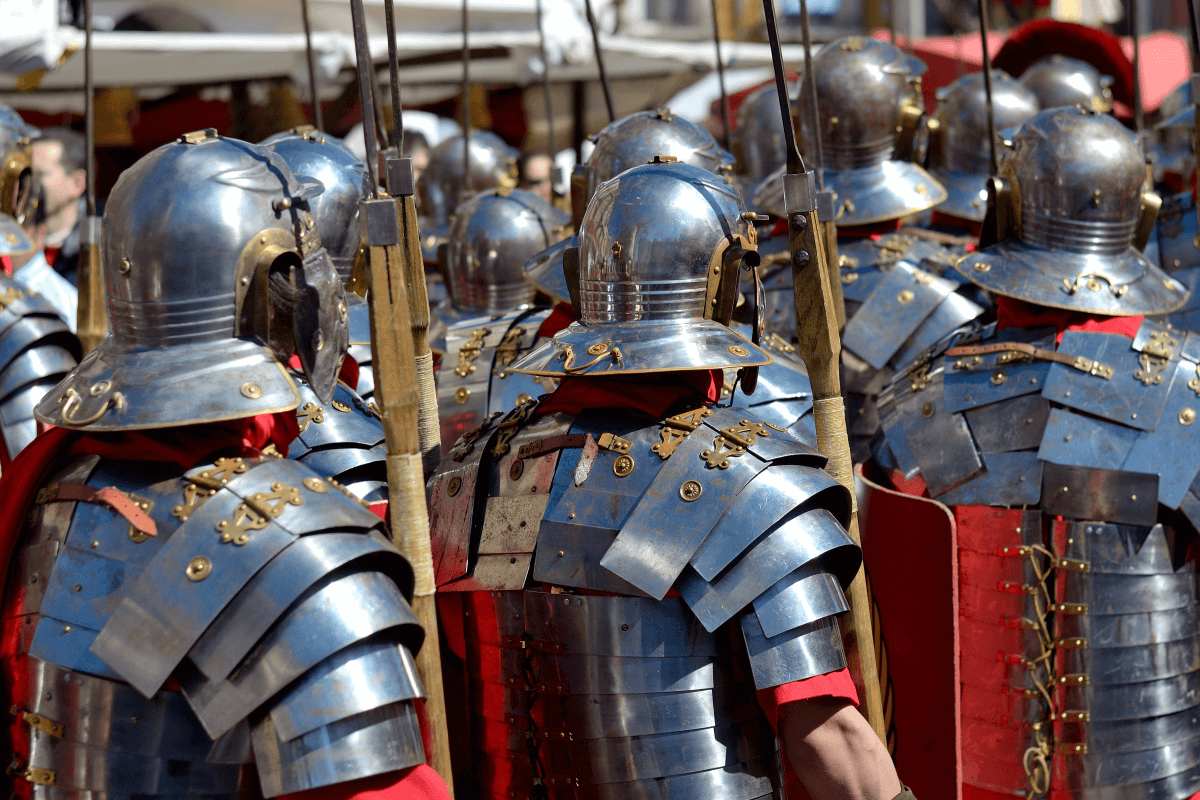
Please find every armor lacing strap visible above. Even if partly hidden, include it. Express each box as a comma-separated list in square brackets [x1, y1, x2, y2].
[945, 342, 1114, 379]
[34, 484, 157, 538]
[998, 535, 1078, 799]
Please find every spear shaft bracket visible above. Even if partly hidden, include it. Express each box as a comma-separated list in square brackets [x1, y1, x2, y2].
[79, 216, 102, 246]
[363, 198, 401, 246]
[783, 171, 817, 214]
[385, 152, 416, 198]
[816, 189, 837, 221]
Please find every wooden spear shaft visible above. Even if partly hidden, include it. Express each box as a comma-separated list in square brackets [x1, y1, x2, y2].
[77, 0, 106, 355]
[348, 0, 454, 789]
[759, 0, 885, 739]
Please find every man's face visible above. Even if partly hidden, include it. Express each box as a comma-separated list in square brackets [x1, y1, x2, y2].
[32, 140, 85, 213]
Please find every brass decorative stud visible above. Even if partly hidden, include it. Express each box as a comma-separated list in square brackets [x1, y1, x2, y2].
[728, 345, 750, 357]
[897, 289, 915, 304]
[515, 393, 532, 406]
[118, 258, 131, 275]
[509, 459, 525, 481]
[303, 477, 329, 493]
[455, 386, 470, 405]
[973, 261, 991, 273]
[613, 454, 635, 477]
[89, 380, 111, 397]
[331, 400, 351, 412]
[185, 556, 212, 582]
[240, 382, 263, 399]
[991, 371, 1007, 386]
[1181, 408, 1196, 426]
[587, 343, 609, 356]
[680, 480, 703, 502]
[921, 402, 935, 418]
[447, 475, 463, 497]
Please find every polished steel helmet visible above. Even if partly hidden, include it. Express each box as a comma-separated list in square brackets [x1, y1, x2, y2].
[957, 107, 1184, 315]
[511, 160, 770, 377]
[0, 104, 38, 226]
[417, 130, 519, 260]
[35, 129, 350, 431]
[734, 85, 787, 186]
[443, 187, 569, 314]
[260, 124, 357, 157]
[585, 108, 735, 199]
[753, 35, 946, 225]
[1019, 55, 1114, 112]
[929, 70, 1039, 222]
[526, 110, 735, 304]
[263, 127, 371, 282]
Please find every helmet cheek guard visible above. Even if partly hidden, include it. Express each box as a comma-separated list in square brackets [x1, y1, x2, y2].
[290, 248, 349, 403]
[0, 139, 33, 225]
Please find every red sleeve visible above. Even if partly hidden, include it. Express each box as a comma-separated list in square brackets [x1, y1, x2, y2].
[276, 765, 451, 800]
[755, 667, 859, 735]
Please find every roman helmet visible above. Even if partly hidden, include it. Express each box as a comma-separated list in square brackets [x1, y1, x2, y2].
[35, 129, 350, 430]
[417, 130, 519, 262]
[443, 187, 569, 315]
[263, 127, 371, 284]
[526, 109, 736, 304]
[957, 107, 1183, 315]
[928, 70, 1039, 222]
[511, 160, 769, 377]
[1019, 55, 1115, 113]
[753, 35, 947, 225]
[733, 84, 788, 187]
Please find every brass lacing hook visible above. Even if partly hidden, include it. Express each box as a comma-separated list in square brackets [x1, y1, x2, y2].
[58, 387, 126, 426]
[1062, 272, 1129, 298]
[559, 343, 623, 374]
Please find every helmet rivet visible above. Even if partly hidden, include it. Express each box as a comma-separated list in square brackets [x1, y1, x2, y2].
[311, 330, 323, 352]
[306, 218, 314, 230]
[89, 380, 111, 397]
[1091, 189, 1101, 206]
[338, 302, 348, 323]
[185, 556, 212, 582]
[973, 261, 991, 273]
[118, 258, 131, 275]
[1181, 408, 1196, 426]
[240, 382, 263, 399]
[728, 345, 749, 357]
[587, 343, 609, 356]
[260, 236, 267, 245]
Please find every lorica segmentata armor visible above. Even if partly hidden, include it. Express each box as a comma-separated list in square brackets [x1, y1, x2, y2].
[5, 452, 428, 798]
[874, 316, 1200, 800]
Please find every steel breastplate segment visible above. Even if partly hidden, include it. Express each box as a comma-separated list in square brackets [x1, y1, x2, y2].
[876, 321, 1200, 513]
[287, 375, 387, 502]
[78, 456, 409, 704]
[10, 658, 251, 796]
[0, 278, 80, 459]
[517, 592, 783, 798]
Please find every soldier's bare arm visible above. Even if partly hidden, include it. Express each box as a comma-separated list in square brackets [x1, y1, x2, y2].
[780, 696, 902, 800]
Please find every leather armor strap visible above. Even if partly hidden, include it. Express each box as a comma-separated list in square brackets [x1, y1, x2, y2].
[944, 342, 1113, 379]
[35, 483, 158, 538]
